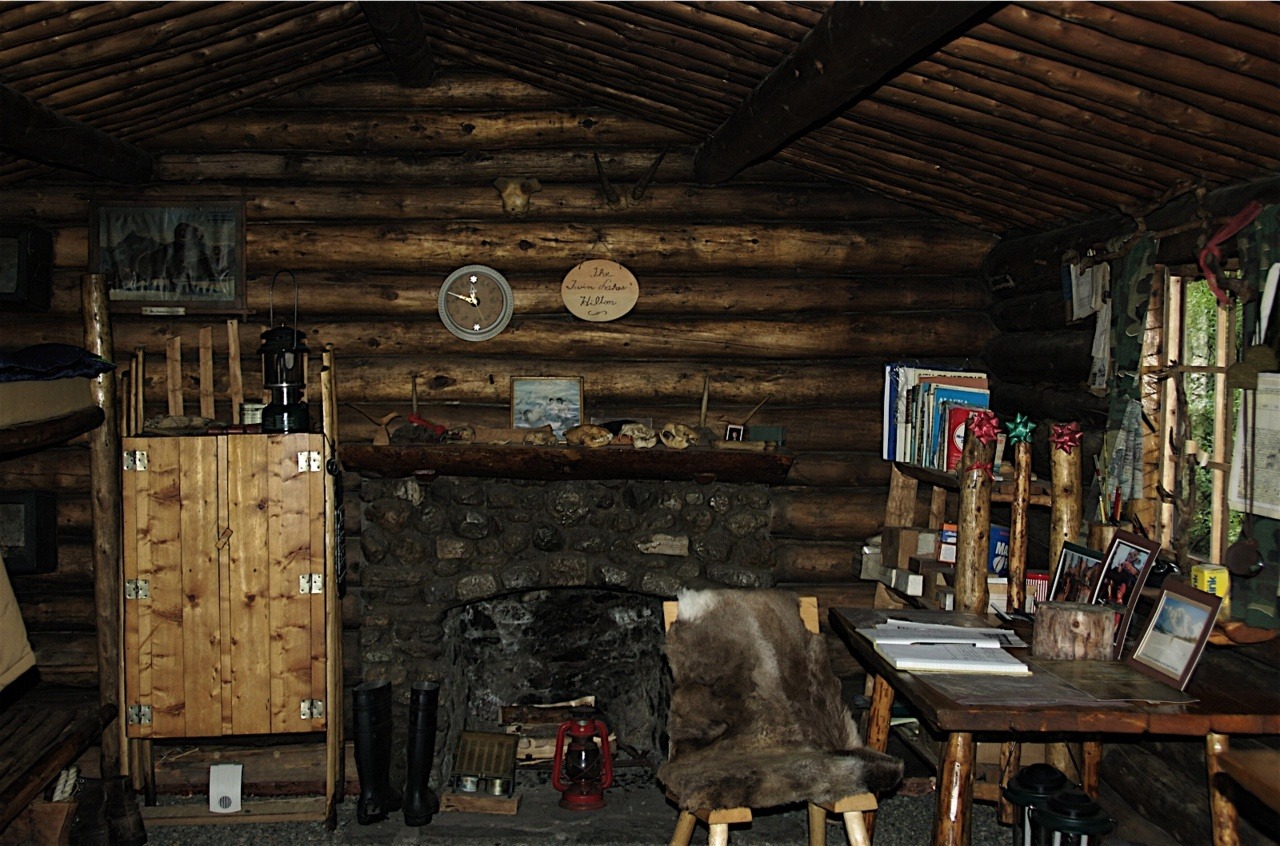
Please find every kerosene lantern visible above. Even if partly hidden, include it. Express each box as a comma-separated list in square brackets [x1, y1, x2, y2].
[550, 708, 614, 811]
[1029, 788, 1115, 846]
[1002, 763, 1069, 846]
[259, 270, 309, 434]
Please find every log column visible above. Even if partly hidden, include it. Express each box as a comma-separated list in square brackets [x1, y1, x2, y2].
[81, 273, 122, 776]
[1049, 423, 1084, 578]
[1008, 440, 1031, 612]
[955, 424, 997, 615]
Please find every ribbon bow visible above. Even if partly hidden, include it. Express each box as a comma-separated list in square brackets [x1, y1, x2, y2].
[964, 461, 995, 481]
[1005, 413, 1035, 444]
[968, 410, 1001, 445]
[1050, 422, 1083, 454]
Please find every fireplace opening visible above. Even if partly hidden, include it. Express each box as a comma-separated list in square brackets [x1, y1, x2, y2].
[434, 589, 670, 793]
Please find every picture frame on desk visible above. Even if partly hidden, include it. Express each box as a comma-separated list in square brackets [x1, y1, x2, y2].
[1047, 542, 1105, 604]
[1127, 580, 1221, 690]
[1092, 530, 1161, 659]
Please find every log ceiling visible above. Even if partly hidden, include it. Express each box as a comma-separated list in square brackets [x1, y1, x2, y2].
[0, 1, 1276, 235]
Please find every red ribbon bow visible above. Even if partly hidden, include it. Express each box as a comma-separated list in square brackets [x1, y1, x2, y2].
[1050, 422, 1083, 454]
[968, 410, 1001, 445]
[964, 461, 995, 481]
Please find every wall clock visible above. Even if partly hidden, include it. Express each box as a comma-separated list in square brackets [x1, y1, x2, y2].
[438, 264, 514, 341]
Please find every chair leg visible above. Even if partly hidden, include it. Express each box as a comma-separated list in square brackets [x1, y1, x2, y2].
[670, 810, 697, 846]
[842, 811, 871, 846]
[807, 801, 827, 846]
[708, 822, 730, 846]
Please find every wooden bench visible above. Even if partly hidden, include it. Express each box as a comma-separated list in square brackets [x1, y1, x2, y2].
[0, 692, 117, 833]
[1214, 747, 1280, 815]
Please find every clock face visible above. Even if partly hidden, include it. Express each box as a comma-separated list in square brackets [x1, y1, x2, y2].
[438, 265, 514, 342]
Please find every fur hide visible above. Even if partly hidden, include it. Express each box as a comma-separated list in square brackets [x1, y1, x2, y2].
[658, 589, 903, 810]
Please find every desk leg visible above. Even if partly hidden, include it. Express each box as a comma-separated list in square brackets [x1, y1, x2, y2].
[1081, 738, 1102, 796]
[997, 741, 1020, 825]
[1206, 732, 1240, 846]
[864, 674, 894, 840]
[935, 731, 974, 846]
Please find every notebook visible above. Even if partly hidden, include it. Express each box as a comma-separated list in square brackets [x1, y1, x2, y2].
[873, 642, 1032, 675]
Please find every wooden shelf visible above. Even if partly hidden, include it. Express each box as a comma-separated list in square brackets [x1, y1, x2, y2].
[0, 406, 103, 458]
[339, 443, 795, 485]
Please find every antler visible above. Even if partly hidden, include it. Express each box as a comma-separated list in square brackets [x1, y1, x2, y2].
[631, 146, 668, 201]
[593, 151, 622, 209]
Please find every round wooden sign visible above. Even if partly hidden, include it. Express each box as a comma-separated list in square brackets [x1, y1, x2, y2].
[561, 259, 638, 322]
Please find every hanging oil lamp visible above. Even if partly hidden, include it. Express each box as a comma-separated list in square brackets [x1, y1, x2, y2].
[259, 270, 309, 434]
[550, 708, 614, 811]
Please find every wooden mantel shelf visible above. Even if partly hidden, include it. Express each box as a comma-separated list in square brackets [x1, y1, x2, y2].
[339, 443, 795, 485]
[0, 406, 104, 458]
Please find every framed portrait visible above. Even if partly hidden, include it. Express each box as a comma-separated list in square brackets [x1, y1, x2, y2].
[1047, 542, 1105, 604]
[511, 377, 583, 441]
[92, 202, 246, 313]
[1127, 580, 1221, 690]
[1092, 530, 1161, 658]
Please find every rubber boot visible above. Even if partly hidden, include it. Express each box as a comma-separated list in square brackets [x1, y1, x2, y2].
[353, 680, 402, 824]
[105, 776, 148, 846]
[68, 777, 111, 846]
[403, 681, 441, 826]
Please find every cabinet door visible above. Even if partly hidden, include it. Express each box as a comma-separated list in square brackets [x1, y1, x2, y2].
[122, 436, 223, 739]
[123, 434, 328, 739]
[225, 433, 328, 735]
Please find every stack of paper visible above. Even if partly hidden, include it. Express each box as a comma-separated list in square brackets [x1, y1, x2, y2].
[856, 620, 1031, 676]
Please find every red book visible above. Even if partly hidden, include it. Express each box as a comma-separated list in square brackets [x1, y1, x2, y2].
[944, 406, 980, 472]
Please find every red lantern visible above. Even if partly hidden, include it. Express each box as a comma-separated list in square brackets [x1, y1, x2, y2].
[550, 711, 614, 811]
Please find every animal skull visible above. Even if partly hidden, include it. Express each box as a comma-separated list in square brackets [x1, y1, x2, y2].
[522, 425, 558, 446]
[620, 422, 657, 449]
[493, 176, 543, 217]
[564, 423, 613, 448]
[660, 422, 700, 450]
[444, 424, 475, 443]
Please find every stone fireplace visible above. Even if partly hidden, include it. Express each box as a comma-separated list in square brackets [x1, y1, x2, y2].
[355, 472, 782, 784]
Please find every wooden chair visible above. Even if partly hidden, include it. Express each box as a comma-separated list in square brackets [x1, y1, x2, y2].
[661, 595, 882, 846]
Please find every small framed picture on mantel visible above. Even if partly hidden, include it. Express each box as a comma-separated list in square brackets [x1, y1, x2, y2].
[92, 201, 246, 315]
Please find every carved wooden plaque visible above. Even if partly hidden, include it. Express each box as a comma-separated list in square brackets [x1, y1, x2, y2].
[561, 259, 638, 322]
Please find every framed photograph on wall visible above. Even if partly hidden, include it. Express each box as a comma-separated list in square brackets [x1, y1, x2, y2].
[1126, 580, 1221, 690]
[1047, 542, 1105, 604]
[511, 376, 583, 441]
[92, 202, 246, 314]
[1092, 530, 1161, 658]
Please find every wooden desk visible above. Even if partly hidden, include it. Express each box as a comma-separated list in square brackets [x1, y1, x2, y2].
[830, 607, 1280, 846]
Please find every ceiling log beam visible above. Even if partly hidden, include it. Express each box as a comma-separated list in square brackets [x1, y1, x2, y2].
[0, 83, 151, 183]
[693, 1, 997, 184]
[361, 1, 434, 87]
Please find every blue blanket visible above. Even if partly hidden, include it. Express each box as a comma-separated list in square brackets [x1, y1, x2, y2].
[0, 343, 115, 383]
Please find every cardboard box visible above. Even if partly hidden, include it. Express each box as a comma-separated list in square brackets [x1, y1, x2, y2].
[882, 527, 940, 570]
[1191, 563, 1231, 620]
[935, 523, 1008, 573]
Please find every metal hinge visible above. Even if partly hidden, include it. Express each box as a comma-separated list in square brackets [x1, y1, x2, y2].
[300, 699, 324, 720]
[299, 573, 324, 595]
[297, 451, 322, 472]
[123, 450, 148, 471]
[124, 579, 150, 599]
[127, 705, 152, 725]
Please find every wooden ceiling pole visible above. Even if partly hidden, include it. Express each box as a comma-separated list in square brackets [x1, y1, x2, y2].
[361, 1, 434, 87]
[693, 1, 995, 184]
[0, 83, 152, 183]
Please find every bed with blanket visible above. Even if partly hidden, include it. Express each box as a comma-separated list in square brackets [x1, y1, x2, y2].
[0, 344, 117, 834]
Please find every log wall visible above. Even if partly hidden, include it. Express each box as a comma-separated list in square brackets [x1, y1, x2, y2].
[0, 70, 996, 687]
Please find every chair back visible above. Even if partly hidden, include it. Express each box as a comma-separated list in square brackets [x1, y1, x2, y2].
[663, 595, 819, 633]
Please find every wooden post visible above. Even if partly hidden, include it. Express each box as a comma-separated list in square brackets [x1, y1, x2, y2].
[884, 464, 919, 528]
[1206, 733, 1240, 846]
[227, 319, 243, 423]
[81, 273, 122, 777]
[998, 741, 1021, 825]
[198, 326, 215, 420]
[320, 346, 342, 826]
[1049, 439, 1083, 579]
[165, 335, 183, 416]
[1008, 440, 1031, 612]
[935, 732, 975, 846]
[955, 428, 996, 615]
[131, 347, 144, 435]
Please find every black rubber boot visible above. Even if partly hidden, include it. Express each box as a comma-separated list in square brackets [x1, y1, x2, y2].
[353, 679, 402, 825]
[68, 777, 111, 846]
[105, 776, 148, 846]
[403, 681, 441, 827]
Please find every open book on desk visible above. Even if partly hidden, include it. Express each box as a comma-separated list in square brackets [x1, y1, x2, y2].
[856, 620, 1028, 649]
[873, 641, 1032, 675]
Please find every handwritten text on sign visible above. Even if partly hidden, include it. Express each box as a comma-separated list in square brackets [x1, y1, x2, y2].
[561, 259, 639, 322]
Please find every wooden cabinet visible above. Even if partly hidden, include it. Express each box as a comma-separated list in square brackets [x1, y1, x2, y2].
[121, 433, 333, 739]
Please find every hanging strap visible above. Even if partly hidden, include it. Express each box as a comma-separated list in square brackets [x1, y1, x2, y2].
[1199, 201, 1263, 307]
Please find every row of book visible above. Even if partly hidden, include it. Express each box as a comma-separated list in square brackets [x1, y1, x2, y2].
[882, 363, 989, 468]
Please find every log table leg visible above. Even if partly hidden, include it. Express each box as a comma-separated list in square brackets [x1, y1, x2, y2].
[864, 674, 895, 840]
[935, 732, 974, 846]
[1081, 739, 1102, 796]
[997, 741, 1021, 825]
[1206, 732, 1240, 846]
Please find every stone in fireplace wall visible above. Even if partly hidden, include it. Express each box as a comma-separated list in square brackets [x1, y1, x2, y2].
[357, 475, 777, 687]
